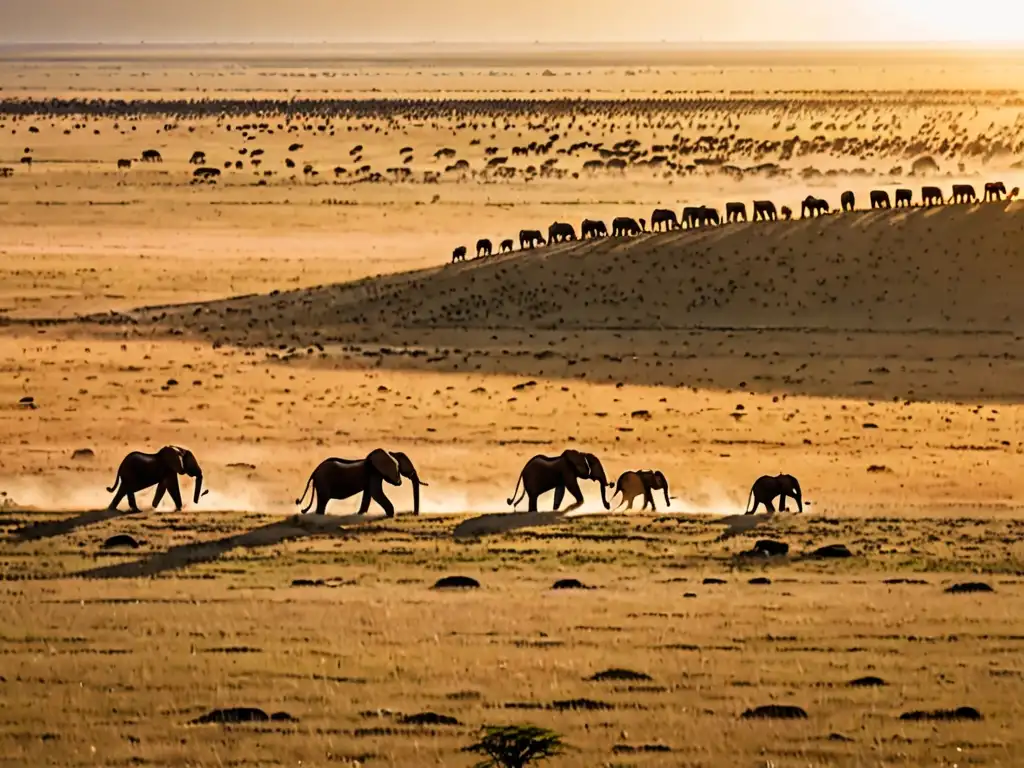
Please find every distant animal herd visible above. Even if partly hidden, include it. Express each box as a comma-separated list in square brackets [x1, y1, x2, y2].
[450, 181, 1018, 263]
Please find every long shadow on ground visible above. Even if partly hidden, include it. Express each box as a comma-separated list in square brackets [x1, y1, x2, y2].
[12, 508, 143, 542]
[453, 510, 569, 540]
[76, 513, 378, 579]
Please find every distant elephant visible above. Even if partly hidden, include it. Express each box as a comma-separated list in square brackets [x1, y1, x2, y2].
[141, 149, 162, 162]
[520, 229, 545, 249]
[801, 196, 829, 218]
[697, 206, 720, 227]
[611, 469, 670, 512]
[107, 445, 204, 513]
[296, 449, 426, 517]
[581, 219, 608, 238]
[984, 181, 1006, 201]
[189, 151, 206, 165]
[752, 200, 777, 221]
[950, 184, 977, 204]
[841, 190, 855, 212]
[476, 238, 493, 258]
[548, 222, 577, 243]
[612, 216, 643, 236]
[452, 246, 467, 263]
[895, 188, 912, 207]
[500, 238, 515, 253]
[651, 208, 679, 231]
[725, 202, 747, 223]
[921, 186, 944, 206]
[116, 158, 132, 169]
[682, 206, 702, 228]
[507, 449, 610, 513]
[745, 473, 803, 515]
[870, 190, 892, 209]
[780, 205, 793, 220]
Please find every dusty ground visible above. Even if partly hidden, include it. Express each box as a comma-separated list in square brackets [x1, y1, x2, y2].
[3, 46, 1024, 766]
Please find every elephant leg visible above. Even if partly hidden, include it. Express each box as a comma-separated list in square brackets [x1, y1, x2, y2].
[747, 498, 759, 516]
[126, 492, 140, 513]
[527, 493, 538, 513]
[356, 488, 372, 515]
[152, 482, 166, 509]
[778, 494, 788, 512]
[625, 495, 634, 511]
[166, 476, 183, 511]
[552, 484, 565, 512]
[764, 498, 776, 514]
[316, 488, 330, 516]
[562, 477, 584, 512]
[369, 484, 395, 517]
[108, 487, 126, 511]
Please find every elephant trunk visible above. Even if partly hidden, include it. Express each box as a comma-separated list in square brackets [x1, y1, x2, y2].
[411, 476, 421, 516]
[662, 481, 671, 508]
[793, 481, 803, 513]
[598, 476, 610, 510]
[193, 473, 203, 505]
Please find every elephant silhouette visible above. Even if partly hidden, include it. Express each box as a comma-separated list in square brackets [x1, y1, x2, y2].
[745, 474, 803, 515]
[476, 239, 493, 258]
[611, 216, 643, 236]
[581, 219, 608, 238]
[725, 202, 747, 223]
[801, 196, 829, 218]
[116, 158, 132, 169]
[682, 206, 702, 228]
[780, 206, 793, 220]
[895, 189, 912, 207]
[548, 222, 577, 243]
[650, 208, 679, 231]
[519, 229, 545, 249]
[870, 190, 891, 209]
[752, 200, 777, 221]
[950, 184, 977, 204]
[451, 246, 467, 263]
[141, 149, 162, 162]
[984, 181, 1006, 201]
[696, 206, 720, 227]
[840, 190, 855, 212]
[500, 238, 514, 253]
[189, 151, 206, 165]
[921, 186, 944, 206]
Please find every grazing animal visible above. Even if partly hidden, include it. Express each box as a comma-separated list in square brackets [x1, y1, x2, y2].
[950, 184, 977, 204]
[725, 202, 747, 222]
[192, 167, 221, 179]
[780, 205, 793, 220]
[801, 196, 829, 218]
[651, 208, 679, 231]
[696, 206, 720, 227]
[611, 470, 670, 512]
[870, 190, 892, 209]
[107, 446, 204, 512]
[984, 181, 1006, 201]
[612, 216, 643, 237]
[140, 149, 162, 162]
[895, 188, 912, 207]
[745, 474, 803, 515]
[451, 246, 467, 263]
[548, 222, 577, 243]
[519, 229, 545, 249]
[682, 206, 702, 228]
[476, 238, 493, 258]
[116, 158, 132, 169]
[189, 151, 206, 165]
[922, 186, 944, 206]
[500, 238, 514, 253]
[295, 450, 426, 517]
[752, 200, 777, 221]
[507, 450, 610, 513]
[581, 219, 608, 238]
[840, 190, 855, 212]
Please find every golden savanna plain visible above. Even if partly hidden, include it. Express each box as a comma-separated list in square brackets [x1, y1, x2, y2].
[4, 45, 1024, 766]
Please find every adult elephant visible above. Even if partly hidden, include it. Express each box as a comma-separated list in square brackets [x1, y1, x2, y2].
[801, 196, 829, 218]
[697, 206, 720, 226]
[841, 190, 855, 212]
[476, 238, 493, 258]
[611, 469, 670, 512]
[682, 206, 702, 228]
[295, 449, 426, 517]
[612, 216, 643, 236]
[950, 184, 977, 204]
[548, 221, 577, 243]
[752, 200, 777, 221]
[870, 190, 891, 209]
[921, 186, 943, 206]
[581, 219, 608, 238]
[725, 202, 747, 223]
[895, 188, 912, 207]
[651, 208, 679, 231]
[984, 181, 1006, 201]
[745, 473, 803, 515]
[107, 445, 204, 513]
[519, 229, 545, 249]
[506, 449, 610, 513]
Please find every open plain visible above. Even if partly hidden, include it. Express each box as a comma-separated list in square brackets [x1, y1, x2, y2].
[3, 44, 1024, 766]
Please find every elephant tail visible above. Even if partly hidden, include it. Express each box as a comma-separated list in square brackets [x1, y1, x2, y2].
[744, 486, 755, 514]
[295, 474, 315, 513]
[506, 473, 525, 508]
[106, 471, 120, 494]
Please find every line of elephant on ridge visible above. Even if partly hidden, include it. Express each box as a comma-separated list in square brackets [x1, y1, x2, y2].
[449, 180, 1017, 263]
[105, 446, 803, 518]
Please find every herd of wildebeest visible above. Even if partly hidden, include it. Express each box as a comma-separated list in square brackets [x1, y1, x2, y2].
[451, 180, 1018, 262]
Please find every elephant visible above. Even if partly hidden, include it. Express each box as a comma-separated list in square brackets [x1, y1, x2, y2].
[895, 188, 912, 207]
[500, 238, 514, 253]
[870, 190, 891, 209]
[780, 205, 793, 220]
[745, 474, 803, 515]
[107, 445, 204, 513]
[611, 469, 670, 512]
[189, 151, 206, 165]
[548, 222, 577, 243]
[725, 202, 747, 223]
[476, 238, 493, 258]
[519, 229, 545, 249]
[506, 449, 610, 513]
[984, 181, 1006, 201]
[612, 216, 643, 237]
[295, 449, 427, 517]
[801, 196, 829, 218]
[950, 184, 977, 204]
[681, 206, 702, 228]
[841, 190, 855, 212]
[651, 208, 679, 231]
[141, 149, 162, 162]
[581, 219, 608, 238]
[921, 186, 944, 206]
[117, 158, 132, 170]
[752, 200, 777, 221]
[697, 206, 720, 227]
[451, 246, 467, 263]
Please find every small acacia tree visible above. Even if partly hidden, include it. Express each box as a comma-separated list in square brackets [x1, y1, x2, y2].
[463, 724, 567, 768]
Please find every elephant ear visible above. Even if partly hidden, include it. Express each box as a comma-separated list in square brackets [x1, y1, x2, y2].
[653, 471, 667, 489]
[390, 451, 415, 479]
[162, 445, 185, 474]
[584, 453, 607, 483]
[564, 449, 590, 477]
[369, 449, 402, 486]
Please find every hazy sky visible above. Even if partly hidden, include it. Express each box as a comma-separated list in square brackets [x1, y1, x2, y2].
[2, 0, 1022, 44]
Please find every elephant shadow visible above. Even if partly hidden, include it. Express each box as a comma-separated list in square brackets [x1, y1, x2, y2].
[453, 510, 569, 540]
[12, 507, 143, 542]
[75, 512, 378, 580]
[708, 512, 776, 540]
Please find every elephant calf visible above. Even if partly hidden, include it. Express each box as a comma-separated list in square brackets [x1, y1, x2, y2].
[107, 445, 204, 512]
[611, 469, 670, 512]
[745, 473, 803, 515]
[296, 449, 426, 517]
